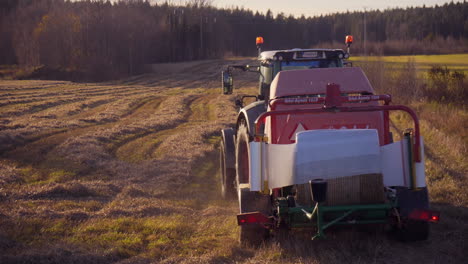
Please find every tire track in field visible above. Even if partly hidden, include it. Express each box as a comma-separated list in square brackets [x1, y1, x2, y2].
[0, 97, 89, 118]
[49, 94, 197, 181]
[0, 95, 162, 156]
[112, 89, 227, 164]
[144, 92, 234, 167]
[0, 85, 158, 110]
[113, 95, 204, 163]
[113, 95, 210, 163]
[1, 97, 166, 171]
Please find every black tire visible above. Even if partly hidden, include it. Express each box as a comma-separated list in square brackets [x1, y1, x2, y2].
[235, 121, 250, 188]
[395, 220, 430, 242]
[220, 129, 236, 199]
[238, 187, 271, 247]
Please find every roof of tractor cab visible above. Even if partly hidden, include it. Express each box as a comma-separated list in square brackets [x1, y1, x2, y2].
[259, 49, 346, 61]
[270, 67, 374, 99]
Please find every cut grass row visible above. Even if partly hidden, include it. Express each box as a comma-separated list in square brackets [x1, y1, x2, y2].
[0, 147, 239, 261]
[0, 69, 243, 262]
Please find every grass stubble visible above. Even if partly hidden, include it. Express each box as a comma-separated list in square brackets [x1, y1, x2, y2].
[0, 57, 466, 263]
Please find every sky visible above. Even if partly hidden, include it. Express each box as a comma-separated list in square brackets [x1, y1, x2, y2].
[212, 0, 462, 17]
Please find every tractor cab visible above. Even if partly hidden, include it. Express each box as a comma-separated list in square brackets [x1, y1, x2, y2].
[257, 49, 349, 99]
[221, 36, 352, 100]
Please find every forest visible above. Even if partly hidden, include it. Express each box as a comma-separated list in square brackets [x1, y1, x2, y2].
[0, 0, 467, 80]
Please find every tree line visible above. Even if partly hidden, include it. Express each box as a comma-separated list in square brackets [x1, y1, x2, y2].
[0, 0, 467, 80]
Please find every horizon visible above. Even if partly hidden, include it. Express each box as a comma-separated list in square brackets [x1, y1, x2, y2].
[79, 1, 466, 18]
[212, 0, 464, 17]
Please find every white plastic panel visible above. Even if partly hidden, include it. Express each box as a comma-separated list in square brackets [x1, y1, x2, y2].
[265, 143, 296, 189]
[249, 131, 426, 190]
[415, 137, 426, 188]
[380, 136, 426, 188]
[249, 142, 262, 191]
[293, 129, 381, 185]
[381, 141, 408, 187]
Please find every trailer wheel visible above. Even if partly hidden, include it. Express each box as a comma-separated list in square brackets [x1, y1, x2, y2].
[220, 129, 236, 199]
[238, 187, 270, 247]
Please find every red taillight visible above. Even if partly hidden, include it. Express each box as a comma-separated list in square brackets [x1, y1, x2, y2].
[409, 209, 440, 223]
[237, 212, 270, 225]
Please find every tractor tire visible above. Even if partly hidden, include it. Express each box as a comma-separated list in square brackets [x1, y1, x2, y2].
[235, 121, 250, 188]
[238, 187, 271, 247]
[220, 129, 236, 199]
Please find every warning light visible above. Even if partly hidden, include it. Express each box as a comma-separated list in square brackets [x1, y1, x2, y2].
[345, 35, 353, 45]
[237, 212, 270, 225]
[409, 209, 440, 223]
[256, 36, 264, 46]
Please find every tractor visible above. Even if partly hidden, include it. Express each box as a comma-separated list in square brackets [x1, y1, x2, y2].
[219, 37, 439, 246]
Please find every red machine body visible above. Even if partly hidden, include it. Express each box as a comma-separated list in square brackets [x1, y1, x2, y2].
[265, 68, 388, 145]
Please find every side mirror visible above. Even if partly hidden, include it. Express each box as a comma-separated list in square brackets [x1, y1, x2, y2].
[222, 71, 233, 94]
[235, 99, 243, 108]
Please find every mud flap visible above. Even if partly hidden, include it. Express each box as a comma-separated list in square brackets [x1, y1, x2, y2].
[396, 187, 429, 217]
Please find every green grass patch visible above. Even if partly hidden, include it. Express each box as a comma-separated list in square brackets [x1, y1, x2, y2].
[189, 96, 217, 122]
[70, 215, 195, 258]
[18, 165, 78, 185]
[351, 54, 468, 72]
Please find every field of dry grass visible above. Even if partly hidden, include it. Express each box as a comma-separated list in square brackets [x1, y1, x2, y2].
[0, 58, 466, 263]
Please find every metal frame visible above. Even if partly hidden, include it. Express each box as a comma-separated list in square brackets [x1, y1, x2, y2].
[234, 84, 438, 241]
[286, 203, 393, 239]
[254, 84, 421, 162]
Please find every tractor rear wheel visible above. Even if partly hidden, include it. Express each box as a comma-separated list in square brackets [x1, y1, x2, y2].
[220, 129, 236, 199]
[235, 122, 250, 187]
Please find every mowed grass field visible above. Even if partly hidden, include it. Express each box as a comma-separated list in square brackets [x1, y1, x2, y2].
[0, 55, 466, 263]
